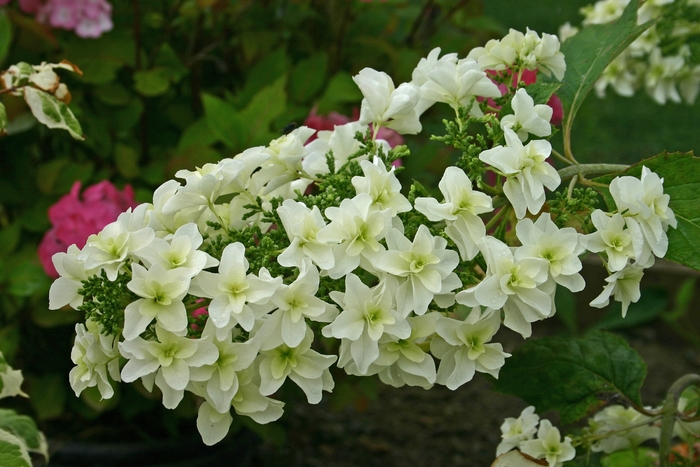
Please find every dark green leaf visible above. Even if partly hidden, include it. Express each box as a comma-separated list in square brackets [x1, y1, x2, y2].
[493, 330, 646, 423]
[239, 76, 287, 146]
[0, 224, 21, 257]
[27, 374, 66, 420]
[525, 82, 562, 105]
[0, 433, 31, 467]
[554, 285, 578, 335]
[114, 143, 141, 179]
[177, 117, 219, 152]
[7, 263, 50, 298]
[201, 93, 243, 149]
[289, 53, 328, 103]
[133, 68, 171, 96]
[230, 49, 289, 109]
[0, 103, 6, 133]
[93, 83, 132, 106]
[317, 72, 363, 114]
[0, 10, 10, 65]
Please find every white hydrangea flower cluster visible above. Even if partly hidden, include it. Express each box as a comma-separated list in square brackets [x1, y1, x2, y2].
[496, 406, 576, 467]
[560, 0, 700, 105]
[47, 27, 677, 448]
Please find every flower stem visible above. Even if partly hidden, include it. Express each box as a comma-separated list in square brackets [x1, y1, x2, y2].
[659, 374, 700, 467]
[557, 163, 630, 181]
[551, 148, 573, 166]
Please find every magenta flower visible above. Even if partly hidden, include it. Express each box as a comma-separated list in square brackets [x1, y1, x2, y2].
[38, 180, 138, 278]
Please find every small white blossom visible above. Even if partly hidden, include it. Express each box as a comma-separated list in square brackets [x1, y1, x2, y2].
[372, 225, 461, 316]
[479, 129, 560, 219]
[414, 166, 492, 261]
[588, 405, 660, 453]
[352, 158, 411, 215]
[431, 307, 509, 390]
[135, 223, 218, 276]
[457, 236, 552, 338]
[257, 328, 337, 404]
[411, 47, 459, 115]
[123, 263, 192, 340]
[645, 48, 684, 105]
[353, 68, 422, 134]
[49, 245, 95, 310]
[496, 406, 540, 456]
[590, 262, 645, 317]
[323, 274, 410, 374]
[515, 213, 585, 292]
[580, 210, 635, 272]
[277, 200, 335, 270]
[501, 88, 553, 142]
[69, 320, 121, 399]
[520, 419, 576, 467]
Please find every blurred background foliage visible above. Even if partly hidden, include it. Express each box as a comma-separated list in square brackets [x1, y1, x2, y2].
[0, 0, 698, 444]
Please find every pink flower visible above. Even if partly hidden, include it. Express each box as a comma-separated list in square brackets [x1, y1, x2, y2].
[18, 0, 42, 13]
[0, 0, 12, 6]
[38, 180, 137, 278]
[35, 0, 112, 38]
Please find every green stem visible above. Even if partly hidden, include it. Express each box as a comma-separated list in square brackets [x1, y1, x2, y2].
[558, 163, 630, 181]
[551, 148, 573, 166]
[659, 374, 700, 467]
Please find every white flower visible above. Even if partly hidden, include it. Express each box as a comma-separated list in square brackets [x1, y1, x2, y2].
[258, 328, 337, 404]
[123, 263, 191, 340]
[194, 242, 282, 333]
[590, 262, 645, 317]
[496, 406, 540, 456]
[581, 0, 628, 25]
[372, 225, 461, 316]
[316, 193, 391, 279]
[196, 401, 234, 446]
[302, 121, 377, 177]
[414, 166, 492, 261]
[257, 260, 338, 349]
[189, 320, 259, 413]
[520, 419, 576, 467]
[323, 274, 410, 374]
[277, 199, 335, 270]
[120, 326, 218, 409]
[581, 210, 635, 272]
[254, 126, 315, 193]
[69, 319, 121, 399]
[230, 367, 285, 424]
[515, 213, 585, 292]
[558, 22, 579, 43]
[431, 307, 509, 390]
[588, 405, 660, 453]
[49, 245, 95, 310]
[610, 166, 677, 261]
[500, 88, 553, 142]
[645, 47, 684, 105]
[595, 50, 639, 98]
[456, 236, 552, 338]
[352, 158, 412, 216]
[361, 313, 439, 390]
[411, 47, 459, 115]
[134, 223, 218, 276]
[353, 68, 422, 134]
[479, 129, 560, 219]
[79, 210, 156, 280]
[420, 58, 501, 116]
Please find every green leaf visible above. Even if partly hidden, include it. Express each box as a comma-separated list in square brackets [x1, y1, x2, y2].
[317, 72, 363, 114]
[7, 262, 50, 298]
[93, 83, 132, 106]
[230, 48, 289, 109]
[0, 327, 20, 364]
[0, 409, 46, 457]
[524, 82, 562, 105]
[0, 430, 32, 467]
[554, 285, 578, 335]
[493, 330, 646, 423]
[0, 10, 12, 65]
[238, 75, 287, 147]
[177, 117, 219, 151]
[592, 287, 667, 331]
[0, 103, 6, 133]
[593, 152, 700, 271]
[289, 53, 328, 103]
[544, 0, 651, 152]
[153, 43, 188, 83]
[22, 88, 84, 140]
[133, 68, 171, 97]
[0, 223, 21, 257]
[27, 374, 66, 420]
[201, 93, 243, 149]
[114, 143, 141, 179]
[601, 447, 656, 467]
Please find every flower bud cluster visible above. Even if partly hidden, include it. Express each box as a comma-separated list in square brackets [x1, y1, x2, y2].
[48, 28, 677, 447]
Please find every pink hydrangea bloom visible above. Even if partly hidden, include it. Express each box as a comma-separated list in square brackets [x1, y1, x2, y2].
[38, 180, 138, 278]
[18, 0, 42, 13]
[35, 0, 113, 38]
[0, 0, 11, 6]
